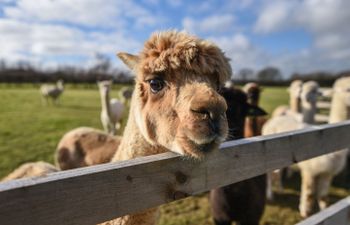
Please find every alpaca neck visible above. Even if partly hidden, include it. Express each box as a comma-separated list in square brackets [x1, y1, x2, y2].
[301, 102, 316, 124]
[100, 89, 112, 119]
[329, 94, 349, 123]
[290, 97, 301, 113]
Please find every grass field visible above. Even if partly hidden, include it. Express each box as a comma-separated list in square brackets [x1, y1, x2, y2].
[0, 84, 349, 225]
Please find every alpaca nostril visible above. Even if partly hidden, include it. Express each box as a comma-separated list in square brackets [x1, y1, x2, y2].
[191, 108, 210, 118]
[209, 119, 221, 133]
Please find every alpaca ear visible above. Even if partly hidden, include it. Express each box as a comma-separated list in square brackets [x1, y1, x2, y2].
[117, 52, 139, 70]
[246, 104, 268, 117]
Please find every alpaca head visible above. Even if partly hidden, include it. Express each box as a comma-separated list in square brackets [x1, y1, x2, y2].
[300, 81, 320, 107]
[57, 79, 64, 89]
[288, 80, 303, 99]
[243, 82, 262, 106]
[117, 31, 231, 158]
[333, 77, 350, 108]
[219, 87, 267, 140]
[288, 80, 303, 112]
[97, 80, 112, 95]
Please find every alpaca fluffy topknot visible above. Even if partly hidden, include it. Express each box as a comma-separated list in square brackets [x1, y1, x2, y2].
[140, 30, 231, 85]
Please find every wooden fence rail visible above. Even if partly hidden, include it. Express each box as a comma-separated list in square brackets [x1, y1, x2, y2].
[0, 121, 350, 225]
[296, 197, 350, 225]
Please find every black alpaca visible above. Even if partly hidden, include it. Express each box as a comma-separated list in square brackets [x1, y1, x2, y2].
[210, 87, 267, 225]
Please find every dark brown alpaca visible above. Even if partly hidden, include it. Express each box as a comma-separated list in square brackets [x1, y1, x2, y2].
[210, 87, 267, 225]
[243, 83, 267, 138]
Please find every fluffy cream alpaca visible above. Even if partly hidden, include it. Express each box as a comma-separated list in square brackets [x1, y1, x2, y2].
[298, 76, 350, 217]
[40, 79, 64, 105]
[101, 30, 231, 225]
[263, 81, 321, 201]
[272, 80, 303, 118]
[98, 80, 125, 135]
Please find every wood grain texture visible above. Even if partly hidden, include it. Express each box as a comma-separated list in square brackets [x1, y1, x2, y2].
[1, 121, 350, 225]
[296, 197, 350, 225]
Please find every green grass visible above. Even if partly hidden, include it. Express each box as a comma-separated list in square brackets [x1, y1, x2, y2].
[0, 85, 126, 178]
[0, 85, 349, 225]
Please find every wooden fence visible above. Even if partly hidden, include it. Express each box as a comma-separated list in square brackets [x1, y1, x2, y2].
[296, 197, 350, 225]
[0, 121, 350, 225]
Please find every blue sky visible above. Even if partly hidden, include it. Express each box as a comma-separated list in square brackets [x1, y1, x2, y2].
[0, 0, 350, 77]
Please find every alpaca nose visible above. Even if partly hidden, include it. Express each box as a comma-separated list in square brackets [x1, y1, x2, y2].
[190, 92, 227, 123]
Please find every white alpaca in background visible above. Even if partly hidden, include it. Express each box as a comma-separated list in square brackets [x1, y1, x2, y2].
[272, 80, 303, 118]
[263, 81, 321, 201]
[40, 79, 64, 105]
[298, 77, 350, 217]
[118, 86, 133, 105]
[98, 80, 124, 135]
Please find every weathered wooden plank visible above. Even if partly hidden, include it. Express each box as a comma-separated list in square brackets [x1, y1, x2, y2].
[0, 121, 350, 225]
[296, 197, 350, 225]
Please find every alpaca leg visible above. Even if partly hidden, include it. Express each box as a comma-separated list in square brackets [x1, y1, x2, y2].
[102, 122, 109, 134]
[274, 169, 283, 192]
[115, 122, 121, 130]
[316, 174, 333, 211]
[266, 172, 274, 201]
[299, 171, 316, 218]
[109, 123, 116, 135]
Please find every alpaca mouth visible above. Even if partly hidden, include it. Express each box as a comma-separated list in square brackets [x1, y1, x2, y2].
[191, 134, 218, 145]
[179, 134, 223, 158]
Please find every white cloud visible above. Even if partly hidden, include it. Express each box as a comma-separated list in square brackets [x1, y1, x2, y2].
[297, 0, 350, 33]
[254, 1, 295, 33]
[3, 0, 157, 28]
[0, 18, 142, 68]
[253, 0, 350, 74]
[210, 33, 266, 73]
[183, 14, 235, 34]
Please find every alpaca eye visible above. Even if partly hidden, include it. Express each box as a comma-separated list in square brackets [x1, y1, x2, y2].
[149, 78, 165, 93]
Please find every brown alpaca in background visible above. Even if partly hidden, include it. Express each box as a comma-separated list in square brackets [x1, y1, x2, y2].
[55, 127, 122, 170]
[243, 82, 267, 137]
[210, 87, 267, 225]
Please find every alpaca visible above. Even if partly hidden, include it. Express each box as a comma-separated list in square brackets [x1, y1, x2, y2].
[40, 79, 64, 105]
[98, 80, 125, 135]
[100, 31, 231, 225]
[55, 127, 122, 170]
[1, 161, 58, 182]
[272, 80, 303, 118]
[210, 87, 267, 225]
[243, 82, 267, 138]
[297, 76, 350, 217]
[263, 81, 321, 200]
[118, 86, 134, 104]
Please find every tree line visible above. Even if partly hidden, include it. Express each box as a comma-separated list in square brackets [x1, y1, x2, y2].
[233, 67, 350, 86]
[0, 58, 349, 86]
[0, 54, 133, 84]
